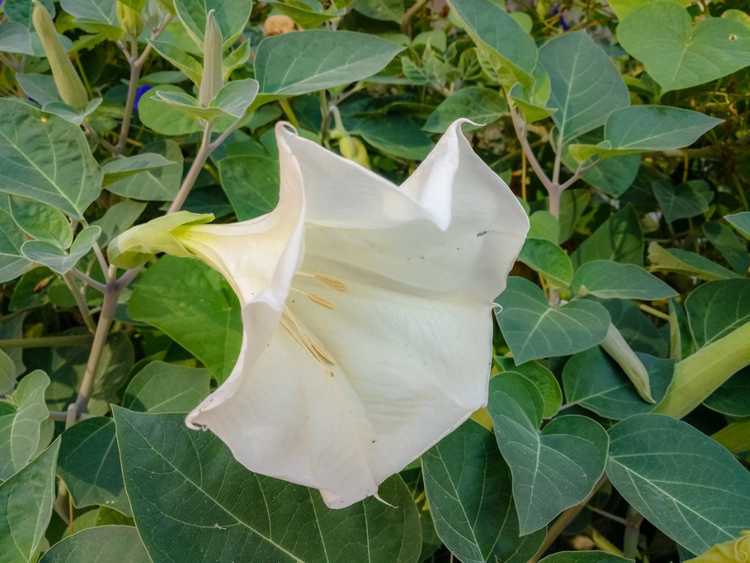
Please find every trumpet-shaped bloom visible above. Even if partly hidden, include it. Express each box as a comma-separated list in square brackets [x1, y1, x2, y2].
[111, 119, 529, 508]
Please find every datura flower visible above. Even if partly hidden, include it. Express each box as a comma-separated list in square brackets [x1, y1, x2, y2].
[687, 531, 750, 562]
[110, 119, 529, 508]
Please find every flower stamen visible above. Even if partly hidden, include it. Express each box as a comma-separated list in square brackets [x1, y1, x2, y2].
[291, 287, 336, 309]
[280, 309, 336, 369]
[295, 271, 348, 292]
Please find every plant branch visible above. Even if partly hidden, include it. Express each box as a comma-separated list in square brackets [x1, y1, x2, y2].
[62, 272, 96, 333]
[69, 268, 106, 292]
[506, 94, 553, 191]
[623, 505, 643, 559]
[401, 0, 429, 33]
[168, 123, 214, 213]
[0, 335, 93, 349]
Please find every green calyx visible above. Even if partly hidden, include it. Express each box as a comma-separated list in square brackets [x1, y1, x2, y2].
[199, 10, 224, 107]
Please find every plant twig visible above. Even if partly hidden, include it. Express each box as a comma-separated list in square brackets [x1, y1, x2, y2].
[401, 0, 429, 33]
[0, 335, 93, 349]
[168, 123, 214, 212]
[69, 268, 106, 292]
[623, 505, 643, 559]
[62, 272, 96, 333]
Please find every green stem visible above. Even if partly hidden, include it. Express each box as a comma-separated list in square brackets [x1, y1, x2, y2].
[623, 506, 642, 559]
[655, 322, 750, 418]
[0, 335, 92, 349]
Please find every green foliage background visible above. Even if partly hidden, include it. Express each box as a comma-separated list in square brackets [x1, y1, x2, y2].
[0, 0, 749, 561]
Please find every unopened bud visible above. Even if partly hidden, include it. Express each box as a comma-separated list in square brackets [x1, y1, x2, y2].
[199, 10, 223, 107]
[338, 136, 370, 168]
[601, 323, 654, 403]
[117, 1, 143, 37]
[32, 1, 88, 110]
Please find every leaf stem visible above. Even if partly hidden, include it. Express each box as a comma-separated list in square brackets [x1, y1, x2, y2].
[0, 334, 93, 349]
[62, 272, 96, 333]
[623, 505, 643, 559]
[168, 122, 214, 213]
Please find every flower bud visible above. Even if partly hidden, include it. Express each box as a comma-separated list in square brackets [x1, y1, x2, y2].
[32, 1, 88, 110]
[199, 10, 223, 107]
[117, 1, 143, 37]
[338, 136, 370, 168]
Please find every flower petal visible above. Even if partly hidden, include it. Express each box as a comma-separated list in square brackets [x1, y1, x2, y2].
[280, 119, 529, 300]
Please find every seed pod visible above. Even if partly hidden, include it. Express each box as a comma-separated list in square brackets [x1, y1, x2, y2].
[32, 1, 88, 110]
[338, 136, 371, 169]
[198, 10, 223, 107]
[117, 1, 143, 37]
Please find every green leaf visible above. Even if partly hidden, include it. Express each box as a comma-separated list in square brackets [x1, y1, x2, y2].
[271, 0, 346, 28]
[617, 0, 750, 93]
[653, 179, 713, 223]
[128, 256, 242, 380]
[540, 552, 632, 563]
[496, 358, 563, 419]
[703, 222, 750, 274]
[0, 209, 33, 284]
[488, 374, 609, 534]
[352, 0, 403, 23]
[255, 30, 403, 95]
[21, 225, 101, 275]
[113, 407, 422, 563]
[105, 141, 183, 202]
[345, 114, 434, 160]
[210, 79, 260, 119]
[726, 211, 750, 240]
[448, 0, 537, 86]
[123, 361, 211, 413]
[40, 526, 150, 563]
[42, 98, 103, 127]
[0, 99, 102, 218]
[102, 153, 173, 181]
[138, 86, 202, 136]
[602, 299, 667, 357]
[58, 417, 130, 516]
[579, 154, 640, 197]
[0, 370, 50, 481]
[217, 139, 279, 220]
[540, 31, 629, 143]
[421, 420, 544, 563]
[15, 73, 60, 106]
[518, 238, 574, 287]
[559, 188, 591, 243]
[494, 277, 611, 364]
[423, 86, 506, 133]
[0, 350, 16, 396]
[93, 200, 146, 246]
[60, 0, 117, 26]
[572, 205, 643, 267]
[648, 242, 740, 281]
[8, 196, 72, 248]
[704, 367, 750, 418]
[569, 106, 722, 161]
[607, 414, 750, 554]
[174, 0, 252, 46]
[685, 279, 750, 347]
[571, 260, 677, 300]
[563, 348, 673, 420]
[0, 439, 60, 563]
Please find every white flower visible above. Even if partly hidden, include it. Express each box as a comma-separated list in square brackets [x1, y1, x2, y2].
[112, 119, 529, 508]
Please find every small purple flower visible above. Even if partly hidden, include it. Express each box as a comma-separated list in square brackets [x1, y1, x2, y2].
[133, 84, 152, 112]
[560, 13, 570, 30]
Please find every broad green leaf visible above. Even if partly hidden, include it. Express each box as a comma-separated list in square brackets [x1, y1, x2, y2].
[0, 209, 33, 283]
[102, 153, 172, 180]
[571, 260, 677, 300]
[352, 0, 403, 23]
[607, 414, 750, 554]
[149, 40, 203, 86]
[496, 358, 563, 419]
[0, 350, 16, 395]
[421, 420, 544, 563]
[9, 196, 72, 248]
[93, 200, 147, 245]
[60, 0, 117, 26]
[210, 79, 260, 119]
[488, 374, 609, 534]
[255, 30, 403, 95]
[42, 98, 102, 127]
[4, 0, 56, 27]
[105, 140, 183, 202]
[345, 115, 434, 160]
[174, 0, 253, 46]
[569, 106, 722, 161]
[540, 552, 632, 562]
[0, 439, 60, 563]
[40, 526, 150, 563]
[128, 256, 241, 380]
[0, 313, 26, 392]
[617, 1, 750, 93]
[0, 99, 102, 218]
[21, 225, 101, 275]
[271, 0, 346, 27]
[15, 73, 60, 106]
[559, 188, 591, 243]
[113, 407, 422, 563]
[518, 238, 574, 287]
[138, 86, 203, 136]
[58, 417, 130, 516]
[0, 370, 50, 481]
[573, 205, 643, 267]
[726, 211, 750, 240]
[563, 347, 673, 420]
[685, 279, 750, 346]
[494, 277, 610, 364]
[579, 154, 640, 197]
[123, 361, 211, 413]
[423, 86, 506, 133]
[703, 222, 750, 274]
[704, 367, 750, 418]
[648, 242, 740, 281]
[448, 0, 537, 86]
[217, 140, 279, 220]
[653, 179, 713, 223]
[540, 31, 629, 143]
